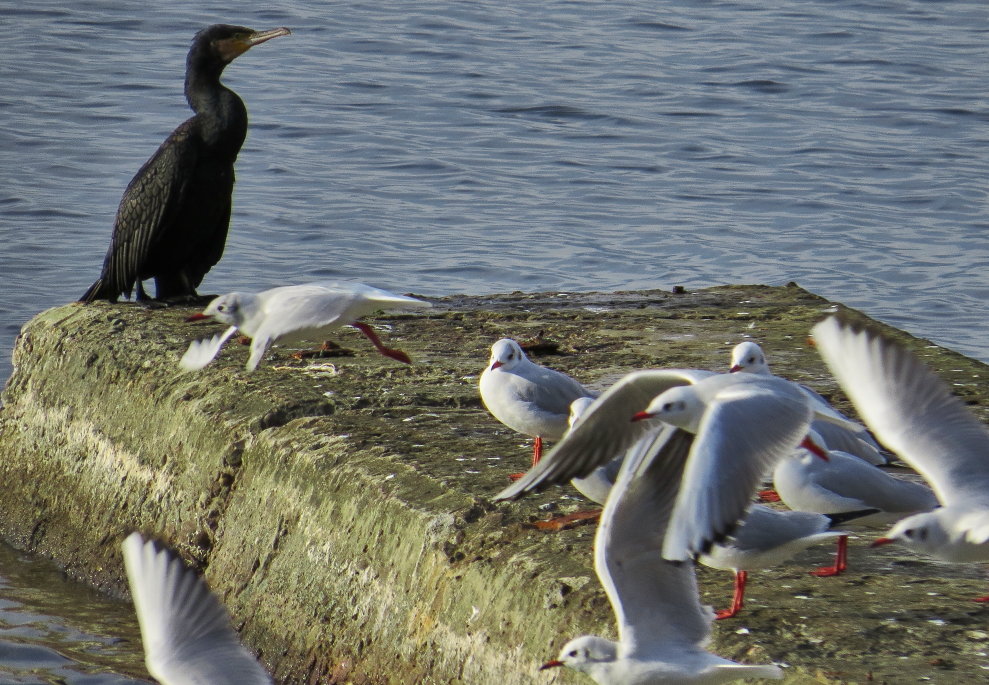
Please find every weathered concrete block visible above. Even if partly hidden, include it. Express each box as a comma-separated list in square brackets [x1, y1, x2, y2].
[2, 285, 988, 683]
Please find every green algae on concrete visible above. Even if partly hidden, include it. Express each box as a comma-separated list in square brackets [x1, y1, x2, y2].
[1, 283, 988, 683]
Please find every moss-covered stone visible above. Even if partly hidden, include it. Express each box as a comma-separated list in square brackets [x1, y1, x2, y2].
[1, 284, 987, 683]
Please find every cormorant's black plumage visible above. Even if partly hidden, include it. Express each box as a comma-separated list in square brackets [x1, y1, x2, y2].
[81, 24, 290, 303]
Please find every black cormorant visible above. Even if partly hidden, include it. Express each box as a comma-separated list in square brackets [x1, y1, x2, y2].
[80, 24, 291, 303]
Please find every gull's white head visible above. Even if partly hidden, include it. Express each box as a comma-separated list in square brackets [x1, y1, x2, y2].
[730, 341, 770, 374]
[486, 338, 527, 372]
[541, 635, 617, 677]
[872, 511, 951, 557]
[187, 293, 250, 327]
[634, 385, 704, 432]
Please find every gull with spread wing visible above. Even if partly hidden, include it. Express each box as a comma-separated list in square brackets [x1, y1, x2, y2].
[180, 281, 430, 371]
[812, 317, 989, 574]
[492, 367, 855, 682]
[533, 423, 785, 683]
[122, 532, 271, 685]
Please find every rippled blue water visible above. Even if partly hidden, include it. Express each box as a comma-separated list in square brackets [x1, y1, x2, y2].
[1, 0, 987, 679]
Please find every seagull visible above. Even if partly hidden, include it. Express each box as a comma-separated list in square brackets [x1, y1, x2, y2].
[532, 422, 784, 683]
[478, 338, 595, 473]
[699, 504, 875, 619]
[180, 281, 431, 371]
[772, 434, 937, 576]
[121, 532, 271, 685]
[566, 396, 873, 616]
[812, 316, 989, 576]
[729, 341, 890, 465]
[496, 369, 846, 679]
[497, 368, 832, 561]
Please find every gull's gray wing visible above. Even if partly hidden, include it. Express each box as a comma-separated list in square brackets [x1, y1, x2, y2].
[122, 533, 271, 685]
[813, 317, 989, 508]
[663, 377, 816, 561]
[725, 505, 831, 554]
[594, 425, 714, 655]
[492, 369, 715, 501]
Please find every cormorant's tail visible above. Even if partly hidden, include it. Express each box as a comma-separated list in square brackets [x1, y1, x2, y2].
[79, 278, 118, 303]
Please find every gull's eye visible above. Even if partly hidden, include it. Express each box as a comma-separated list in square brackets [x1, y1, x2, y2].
[568, 649, 578, 658]
[663, 402, 675, 412]
[216, 304, 226, 312]
[903, 529, 915, 539]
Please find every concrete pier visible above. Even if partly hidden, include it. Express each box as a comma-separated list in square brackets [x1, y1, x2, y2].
[1, 284, 987, 683]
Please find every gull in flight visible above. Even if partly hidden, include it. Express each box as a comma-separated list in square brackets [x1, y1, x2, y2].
[180, 281, 430, 371]
[122, 532, 271, 684]
[493, 367, 852, 682]
[812, 317, 989, 591]
[532, 422, 784, 683]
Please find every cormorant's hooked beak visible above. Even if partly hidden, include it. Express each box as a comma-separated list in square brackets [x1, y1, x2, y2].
[539, 660, 563, 670]
[185, 312, 212, 322]
[246, 27, 292, 47]
[219, 27, 291, 62]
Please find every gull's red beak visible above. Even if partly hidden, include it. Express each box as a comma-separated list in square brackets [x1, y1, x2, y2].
[185, 313, 211, 322]
[631, 410, 653, 422]
[870, 537, 894, 548]
[539, 660, 563, 670]
[729, 364, 742, 373]
[491, 360, 504, 370]
[800, 435, 829, 461]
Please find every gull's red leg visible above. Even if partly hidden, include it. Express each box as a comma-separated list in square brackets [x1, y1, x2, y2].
[716, 570, 747, 620]
[532, 436, 543, 466]
[810, 535, 848, 577]
[508, 437, 544, 481]
[350, 321, 411, 363]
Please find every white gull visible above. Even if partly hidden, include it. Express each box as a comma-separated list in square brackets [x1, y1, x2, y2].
[122, 532, 271, 685]
[699, 504, 871, 619]
[812, 316, 989, 569]
[772, 432, 937, 576]
[179, 281, 430, 371]
[525, 421, 784, 683]
[479, 338, 595, 472]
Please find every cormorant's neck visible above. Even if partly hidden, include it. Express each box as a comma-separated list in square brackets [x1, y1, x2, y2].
[185, 60, 248, 155]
